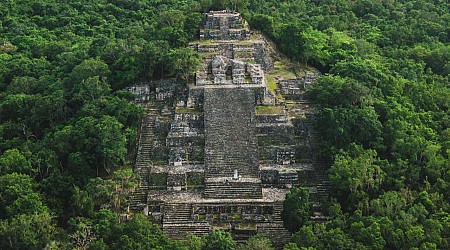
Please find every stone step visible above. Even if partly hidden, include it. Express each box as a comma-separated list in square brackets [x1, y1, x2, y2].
[163, 204, 194, 223]
[128, 187, 148, 214]
[204, 182, 263, 199]
[136, 156, 151, 160]
[129, 195, 146, 203]
[203, 88, 260, 179]
[163, 223, 211, 239]
[310, 212, 328, 222]
[257, 225, 291, 248]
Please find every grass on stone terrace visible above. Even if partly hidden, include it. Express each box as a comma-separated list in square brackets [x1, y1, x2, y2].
[265, 74, 284, 101]
[211, 222, 231, 230]
[194, 39, 218, 45]
[199, 51, 219, 55]
[256, 105, 284, 115]
[194, 39, 254, 46]
[266, 75, 277, 93]
[267, 60, 298, 80]
[176, 107, 202, 114]
[235, 223, 257, 230]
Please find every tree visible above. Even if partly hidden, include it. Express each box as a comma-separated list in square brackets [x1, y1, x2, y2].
[321, 228, 358, 250]
[90, 209, 119, 243]
[307, 75, 372, 108]
[348, 214, 386, 249]
[277, 23, 306, 63]
[0, 173, 48, 218]
[199, 0, 213, 12]
[38, 169, 75, 219]
[67, 58, 110, 88]
[281, 187, 311, 233]
[330, 58, 394, 97]
[250, 14, 274, 37]
[0, 212, 58, 250]
[51, 115, 127, 175]
[94, 116, 127, 175]
[166, 47, 201, 81]
[0, 149, 33, 175]
[283, 243, 300, 250]
[86, 177, 115, 209]
[238, 234, 274, 250]
[329, 144, 385, 208]
[291, 226, 318, 249]
[370, 191, 407, 220]
[69, 223, 97, 250]
[111, 168, 139, 212]
[71, 186, 94, 217]
[300, 27, 329, 67]
[325, 29, 357, 66]
[202, 230, 236, 250]
[113, 213, 172, 250]
[315, 106, 383, 158]
[178, 234, 203, 250]
[72, 76, 111, 104]
[228, 0, 250, 12]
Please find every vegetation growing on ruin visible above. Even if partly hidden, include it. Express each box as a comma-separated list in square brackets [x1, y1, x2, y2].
[0, 0, 449, 249]
[265, 75, 277, 94]
[268, 61, 298, 80]
[176, 107, 203, 114]
[255, 105, 283, 115]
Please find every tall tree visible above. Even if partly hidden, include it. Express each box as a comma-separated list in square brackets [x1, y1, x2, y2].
[281, 187, 311, 233]
[202, 230, 237, 250]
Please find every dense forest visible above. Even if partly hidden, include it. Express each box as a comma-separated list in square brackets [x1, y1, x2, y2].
[0, 0, 449, 249]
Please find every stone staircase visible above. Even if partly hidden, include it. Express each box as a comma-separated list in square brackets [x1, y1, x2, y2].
[257, 204, 290, 248]
[203, 88, 259, 178]
[257, 224, 291, 249]
[310, 201, 328, 222]
[204, 180, 263, 199]
[162, 203, 212, 238]
[129, 106, 159, 213]
[271, 203, 284, 223]
[163, 203, 193, 223]
[278, 172, 299, 185]
[203, 88, 262, 199]
[220, 15, 228, 31]
[305, 112, 317, 160]
[128, 186, 148, 213]
[123, 11, 329, 249]
[163, 223, 211, 239]
[135, 108, 159, 169]
[314, 165, 331, 202]
[296, 169, 315, 185]
[307, 165, 330, 222]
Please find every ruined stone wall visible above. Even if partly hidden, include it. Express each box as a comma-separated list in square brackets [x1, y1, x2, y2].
[167, 112, 205, 165]
[255, 114, 288, 124]
[253, 42, 273, 71]
[200, 11, 250, 40]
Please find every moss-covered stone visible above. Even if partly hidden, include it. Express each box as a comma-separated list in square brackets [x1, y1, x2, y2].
[255, 105, 283, 115]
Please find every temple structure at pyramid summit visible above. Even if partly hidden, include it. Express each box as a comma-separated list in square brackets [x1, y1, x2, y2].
[127, 10, 327, 247]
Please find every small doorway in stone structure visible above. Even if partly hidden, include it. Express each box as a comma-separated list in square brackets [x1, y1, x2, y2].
[226, 65, 233, 80]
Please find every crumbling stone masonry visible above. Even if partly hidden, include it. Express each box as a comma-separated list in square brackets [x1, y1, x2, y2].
[128, 11, 329, 248]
